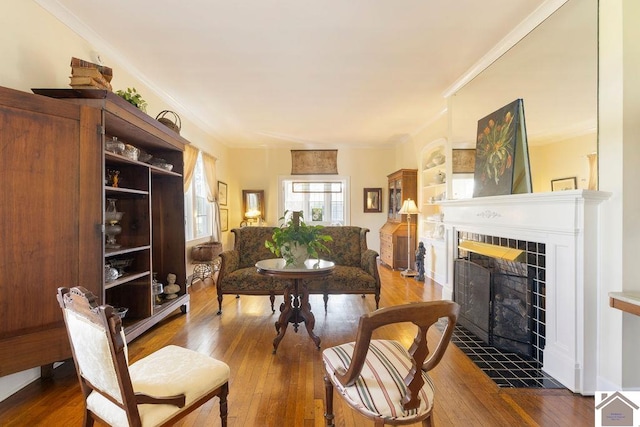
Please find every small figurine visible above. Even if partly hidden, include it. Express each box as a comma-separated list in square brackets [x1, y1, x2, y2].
[106, 169, 120, 187]
[111, 170, 120, 187]
[415, 241, 426, 281]
[163, 273, 181, 300]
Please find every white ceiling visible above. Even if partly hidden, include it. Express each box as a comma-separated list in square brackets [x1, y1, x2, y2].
[37, 0, 558, 149]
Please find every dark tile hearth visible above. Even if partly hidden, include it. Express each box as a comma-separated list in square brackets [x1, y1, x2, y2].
[449, 324, 564, 389]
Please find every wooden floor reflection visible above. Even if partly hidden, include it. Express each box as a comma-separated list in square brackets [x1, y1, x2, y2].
[0, 263, 594, 426]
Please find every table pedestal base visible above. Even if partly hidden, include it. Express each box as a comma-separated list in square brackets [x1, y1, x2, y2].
[273, 278, 320, 353]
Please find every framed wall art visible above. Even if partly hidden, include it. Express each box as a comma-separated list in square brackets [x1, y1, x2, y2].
[291, 150, 338, 175]
[363, 188, 382, 213]
[311, 207, 324, 221]
[452, 149, 476, 173]
[473, 99, 532, 197]
[551, 177, 577, 191]
[218, 181, 228, 206]
[220, 208, 228, 231]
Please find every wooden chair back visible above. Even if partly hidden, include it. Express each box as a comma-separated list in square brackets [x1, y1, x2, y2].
[334, 300, 459, 411]
[57, 286, 189, 426]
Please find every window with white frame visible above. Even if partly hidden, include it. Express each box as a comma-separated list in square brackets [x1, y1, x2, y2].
[279, 177, 349, 225]
[184, 152, 213, 241]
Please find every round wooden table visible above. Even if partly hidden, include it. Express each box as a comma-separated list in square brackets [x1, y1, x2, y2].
[256, 258, 335, 353]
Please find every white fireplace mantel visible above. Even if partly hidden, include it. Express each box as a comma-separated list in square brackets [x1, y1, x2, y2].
[440, 190, 610, 395]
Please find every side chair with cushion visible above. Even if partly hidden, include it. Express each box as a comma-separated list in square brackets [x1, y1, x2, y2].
[322, 300, 460, 427]
[57, 286, 230, 427]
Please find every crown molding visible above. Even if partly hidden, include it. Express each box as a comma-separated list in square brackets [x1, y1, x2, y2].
[442, 0, 568, 99]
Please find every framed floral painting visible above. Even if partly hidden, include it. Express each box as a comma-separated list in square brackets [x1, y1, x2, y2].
[472, 99, 531, 197]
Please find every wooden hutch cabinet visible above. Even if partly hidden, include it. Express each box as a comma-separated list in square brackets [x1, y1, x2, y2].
[379, 169, 417, 270]
[0, 86, 189, 377]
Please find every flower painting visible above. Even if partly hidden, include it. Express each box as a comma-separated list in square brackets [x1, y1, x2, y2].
[473, 99, 526, 197]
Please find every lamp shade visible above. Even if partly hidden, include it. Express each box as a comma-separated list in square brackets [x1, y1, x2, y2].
[398, 198, 419, 215]
[245, 209, 261, 219]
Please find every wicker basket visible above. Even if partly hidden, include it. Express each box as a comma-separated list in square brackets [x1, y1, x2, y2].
[156, 110, 181, 134]
[191, 242, 223, 262]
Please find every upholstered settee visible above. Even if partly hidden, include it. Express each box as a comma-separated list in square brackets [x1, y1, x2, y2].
[216, 226, 381, 315]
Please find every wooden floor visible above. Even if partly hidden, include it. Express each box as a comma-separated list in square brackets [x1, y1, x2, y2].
[0, 264, 594, 426]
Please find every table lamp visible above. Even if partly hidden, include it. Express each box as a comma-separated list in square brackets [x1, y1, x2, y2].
[245, 209, 262, 226]
[398, 198, 419, 277]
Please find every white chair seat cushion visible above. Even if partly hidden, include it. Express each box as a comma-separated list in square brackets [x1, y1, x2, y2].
[87, 345, 230, 427]
[323, 339, 434, 423]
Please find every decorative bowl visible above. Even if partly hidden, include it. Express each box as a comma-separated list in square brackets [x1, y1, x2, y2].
[104, 265, 119, 282]
[123, 144, 139, 161]
[151, 158, 173, 171]
[138, 150, 153, 163]
[109, 258, 133, 268]
[106, 138, 125, 155]
[108, 258, 134, 275]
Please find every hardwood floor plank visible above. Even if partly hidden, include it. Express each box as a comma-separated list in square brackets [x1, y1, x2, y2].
[0, 263, 594, 426]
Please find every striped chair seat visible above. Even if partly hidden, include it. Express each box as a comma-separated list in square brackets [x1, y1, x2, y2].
[321, 301, 459, 427]
[323, 339, 434, 423]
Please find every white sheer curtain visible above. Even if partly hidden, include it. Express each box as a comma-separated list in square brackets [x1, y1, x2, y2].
[183, 144, 199, 192]
[202, 153, 222, 240]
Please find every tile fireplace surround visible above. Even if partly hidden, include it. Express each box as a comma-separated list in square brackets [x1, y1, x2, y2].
[440, 190, 610, 395]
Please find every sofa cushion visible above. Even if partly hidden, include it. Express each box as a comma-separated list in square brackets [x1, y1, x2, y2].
[232, 227, 278, 268]
[321, 227, 363, 267]
[221, 266, 289, 292]
[303, 265, 376, 293]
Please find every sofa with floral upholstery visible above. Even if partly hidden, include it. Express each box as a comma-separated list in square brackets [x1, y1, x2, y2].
[216, 226, 381, 315]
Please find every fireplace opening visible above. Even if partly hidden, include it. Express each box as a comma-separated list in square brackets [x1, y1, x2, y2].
[445, 233, 561, 388]
[492, 269, 533, 357]
[454, 245, 537, 359]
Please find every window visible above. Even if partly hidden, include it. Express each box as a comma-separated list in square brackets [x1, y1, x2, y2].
[184, 152, 213, 241]
[279, 177, 349, 225]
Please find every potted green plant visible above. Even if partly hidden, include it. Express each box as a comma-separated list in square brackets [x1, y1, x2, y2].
[265, 210, 333, 266]
[115, 87, 147, 112]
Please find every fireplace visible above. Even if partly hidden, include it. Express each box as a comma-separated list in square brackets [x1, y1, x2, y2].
[455, 253, 535, 359]
[440, 190, 610, 394]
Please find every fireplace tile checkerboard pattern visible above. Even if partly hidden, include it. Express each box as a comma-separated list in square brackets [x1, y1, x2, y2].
[451, 324, 564, 388]
[458, 232, 546, 364]
[452, 232, 565, 389]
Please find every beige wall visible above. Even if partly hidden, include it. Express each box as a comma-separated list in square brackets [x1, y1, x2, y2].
[226, 147, 396, 251]
[529, 133, 597, 192]
[1, 1, 223, 157]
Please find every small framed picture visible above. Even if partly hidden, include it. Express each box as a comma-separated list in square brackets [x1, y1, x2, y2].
[311, 207, 323, 221]
[218, 181, 228, 206]
[220, 208, 228, 231]
[363, 188, 382, 213]
[551, 177, 577, 191]
[452, 149, 476, 173]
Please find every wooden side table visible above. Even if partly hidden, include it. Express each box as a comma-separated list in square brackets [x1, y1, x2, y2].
[256, 258, 334, 353]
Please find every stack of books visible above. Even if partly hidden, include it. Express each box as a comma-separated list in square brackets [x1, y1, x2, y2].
[69, 57, 113, 90]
